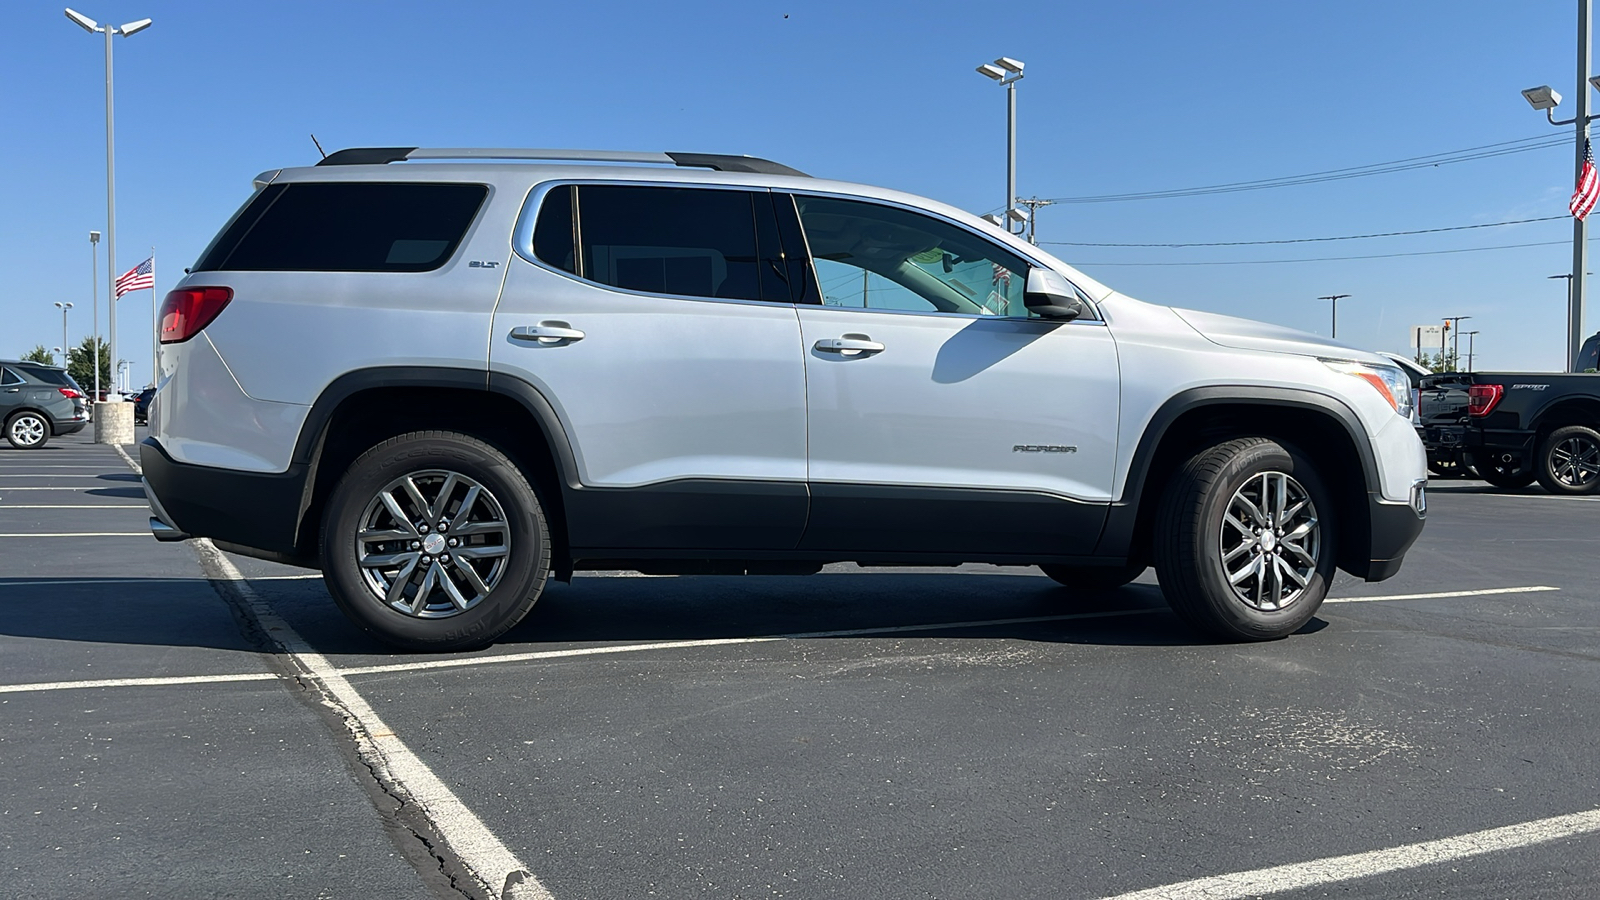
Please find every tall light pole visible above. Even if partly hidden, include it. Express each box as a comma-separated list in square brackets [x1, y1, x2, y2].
[1520, 0, 1595, 372]
[1317, 294, 1350, 338]
[1463, 331, 1480, 372]
[976, 56, 1027, 236]
[53, 302, 74, 362]
[65, 8, 152, 404]
[89, 230, 100, 399]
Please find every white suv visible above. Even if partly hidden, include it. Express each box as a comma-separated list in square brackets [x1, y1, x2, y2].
[142, 147, 1427, 650]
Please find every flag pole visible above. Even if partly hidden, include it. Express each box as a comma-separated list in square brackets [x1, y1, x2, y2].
[1572, 0, 1592, 372]
[149, 247, 157, 389]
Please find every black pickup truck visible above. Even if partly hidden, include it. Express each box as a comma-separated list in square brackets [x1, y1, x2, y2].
[1420, 332, 1600, 493]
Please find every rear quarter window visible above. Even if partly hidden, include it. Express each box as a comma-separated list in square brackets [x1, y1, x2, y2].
[193, 182, 488, 273]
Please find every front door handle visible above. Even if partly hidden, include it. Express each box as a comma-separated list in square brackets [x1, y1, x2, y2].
[510, 322, 585, 345]
[813, 334, 885, 356]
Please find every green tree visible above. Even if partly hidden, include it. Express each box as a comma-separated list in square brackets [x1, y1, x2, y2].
[21, 345, 55, 365]
[68, 335, 111, 392]
[1415, 349, 1459, 373]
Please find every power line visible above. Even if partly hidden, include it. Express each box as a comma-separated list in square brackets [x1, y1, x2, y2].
[1041, 215, 1567, 248]
[1033, 134, 1567, 205]
[1068, 239, 1570, 267]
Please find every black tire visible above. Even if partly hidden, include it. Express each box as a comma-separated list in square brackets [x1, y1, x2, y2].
[1534, 424, 1600, 495]
[320, 431, 550, 652]
[1469, 452, 1536, 490]
[1153, 437, 1337, 642]
[1039, 562, 1146, 591]
[5, 411, 50, 449]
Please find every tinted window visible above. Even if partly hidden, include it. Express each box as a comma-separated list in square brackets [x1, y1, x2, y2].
[796, 195, 1035, 317]
[194, 182, 487, 273]
[20, 367, 73, 387]
[577, 186, 774, 302]
[0, 368, 22, 386]
[532, 185, 576, 275]
[1579, 335, 1599, 373]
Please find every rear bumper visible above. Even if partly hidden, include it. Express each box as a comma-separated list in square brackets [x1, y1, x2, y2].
[54, 419, 88, 436]
[139, 437, 310, 557]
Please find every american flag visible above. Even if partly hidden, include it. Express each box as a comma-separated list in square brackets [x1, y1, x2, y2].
[1571, 140, 1599, 221]
[115, 256, 154, 298]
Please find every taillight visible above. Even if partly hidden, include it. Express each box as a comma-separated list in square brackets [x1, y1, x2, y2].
[58, 387, 83, 399]
[1467, 384, 1504, 417]
[159, 287, 234, 344]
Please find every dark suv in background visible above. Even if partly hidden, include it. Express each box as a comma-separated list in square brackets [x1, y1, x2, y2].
[1, 361, 89, 449]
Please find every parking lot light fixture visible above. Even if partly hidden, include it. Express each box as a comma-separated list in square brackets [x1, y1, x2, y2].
[64, 7, 153, 405]
[1523, 1, 1596, 371]
[1523, 85, 1563, 113]
[89, 230, 101, 401]
[1317, 294, 1350, 339]
[54, 301, 74, 360]
[976, 56, 1026, 236]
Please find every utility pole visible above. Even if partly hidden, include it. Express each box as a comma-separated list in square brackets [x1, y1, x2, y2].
[1464, 331, 1480, 372]
[1317, 294, 1350, 338]
[1442, 316, 1471, 368]
[1018, 197, 1055, 244]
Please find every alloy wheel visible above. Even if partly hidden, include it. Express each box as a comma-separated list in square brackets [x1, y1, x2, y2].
[1218, 471, 1321, 611]
[1550, 434, 1600, 488]
[355, 469, 511, 618]
[9, 415, 46, 448]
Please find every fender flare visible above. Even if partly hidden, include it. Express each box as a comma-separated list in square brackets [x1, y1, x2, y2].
[1095, 385, 1379, 558]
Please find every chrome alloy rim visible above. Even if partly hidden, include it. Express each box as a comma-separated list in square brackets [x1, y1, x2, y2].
[355, 469, 510, 618]
[1219, 471, 1321, 611]
[1550, 435, 1600, 487]
[9, 415, 45, 446]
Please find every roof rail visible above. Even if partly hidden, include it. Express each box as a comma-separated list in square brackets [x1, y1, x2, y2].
[315, 147, 808, 177]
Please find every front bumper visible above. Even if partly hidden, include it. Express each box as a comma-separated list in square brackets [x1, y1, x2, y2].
[1364, 488, 1426, 581]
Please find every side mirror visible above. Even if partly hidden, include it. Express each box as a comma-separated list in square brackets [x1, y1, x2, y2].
[1024, 267, 1088, 320]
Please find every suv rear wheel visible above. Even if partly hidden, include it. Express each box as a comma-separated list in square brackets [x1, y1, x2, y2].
[1153, 438, 1336, 641]
[5, 411, 49, 449]
[320, 431, 550, 651]
[1534, 424, 1600, 495]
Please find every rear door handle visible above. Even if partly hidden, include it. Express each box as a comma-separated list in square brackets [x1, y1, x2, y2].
[813, 335, 885, 356]
[509, 322, 585, 345]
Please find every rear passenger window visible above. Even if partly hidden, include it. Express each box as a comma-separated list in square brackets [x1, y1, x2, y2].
[575, 186, 781, 302]
[0, 368, 23, 386]
[532, 185, 577, 275]
[193, 182, 488, 273]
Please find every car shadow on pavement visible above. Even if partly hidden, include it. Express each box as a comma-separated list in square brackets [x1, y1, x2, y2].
[491, 574, 1253, 651]
[0, 572, 1309, 659]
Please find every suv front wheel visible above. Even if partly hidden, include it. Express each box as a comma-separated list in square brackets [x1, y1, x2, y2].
[320, 431, 550, 651]
[1153, 438, 1337, 641]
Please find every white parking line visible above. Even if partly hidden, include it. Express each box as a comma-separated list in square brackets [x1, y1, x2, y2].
[0, 672, 279, 694]
[0, 485, 127, 489]
[0, 532, 151, 537]
[1325, 585, 1561, 603]
[1093, 807, 1600, 900]
[0, 505, 148, 509]
[0, 574, 319, 589]
[192, 539, 552, 900]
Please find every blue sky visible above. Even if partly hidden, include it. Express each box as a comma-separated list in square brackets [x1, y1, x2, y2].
[1, 0, 1593, 382]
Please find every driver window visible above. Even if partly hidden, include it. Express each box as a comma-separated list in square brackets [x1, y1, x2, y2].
[795, 195, 1032, 317]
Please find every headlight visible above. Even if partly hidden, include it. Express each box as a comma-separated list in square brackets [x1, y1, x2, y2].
[1321, 359, 1414, 419]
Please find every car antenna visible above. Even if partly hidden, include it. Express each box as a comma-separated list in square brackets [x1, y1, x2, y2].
[310, 133, 327, 160]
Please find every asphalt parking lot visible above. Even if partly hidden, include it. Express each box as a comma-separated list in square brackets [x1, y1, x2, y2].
[3, 431, 1598, 900]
